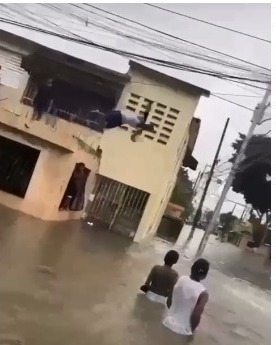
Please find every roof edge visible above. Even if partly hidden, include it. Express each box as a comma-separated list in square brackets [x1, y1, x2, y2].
[129, 60, 210, 97]
[0, 28, 130, 83]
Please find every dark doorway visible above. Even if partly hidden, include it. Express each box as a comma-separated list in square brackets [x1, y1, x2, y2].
[0, 136, 40, 197]
[59, 163, 90, 211]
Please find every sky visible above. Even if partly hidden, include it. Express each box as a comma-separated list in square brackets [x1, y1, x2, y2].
[0, 3, 271, 216]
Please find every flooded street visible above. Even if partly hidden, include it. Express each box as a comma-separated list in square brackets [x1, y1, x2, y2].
[0, 205, 270, 345]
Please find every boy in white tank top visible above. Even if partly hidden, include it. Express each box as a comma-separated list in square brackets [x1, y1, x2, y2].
[163, 258, 210, 336]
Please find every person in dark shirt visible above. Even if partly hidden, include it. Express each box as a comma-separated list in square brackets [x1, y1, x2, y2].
[88, 102, 155, 141]
[140, 250, 179, 304]
[32, 78, 54, 121]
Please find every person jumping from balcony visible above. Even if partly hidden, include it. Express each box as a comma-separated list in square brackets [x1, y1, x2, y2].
[89, 101, 155, 142]
[140, 250, 179, 305]
[163, 258, 210, 339]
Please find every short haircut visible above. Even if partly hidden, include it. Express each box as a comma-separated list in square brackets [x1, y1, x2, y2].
[164, 250, 179, 266]
[191, 258, 210, 277]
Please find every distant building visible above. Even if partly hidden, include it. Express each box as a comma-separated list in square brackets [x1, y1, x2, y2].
[0, 29, 209, 242]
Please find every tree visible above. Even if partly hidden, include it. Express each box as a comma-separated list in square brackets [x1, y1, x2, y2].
[229, 134, 271, 216]
[230, 134, 271, 248]
[219, 212, 238, 232]
[170, 169, 194, 220]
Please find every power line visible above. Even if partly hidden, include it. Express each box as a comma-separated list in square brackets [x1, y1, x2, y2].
[146, 4, 271, 44]
[212, 93, 261, 98]
[262, 130, 271, 136]
[0, 16, 269, 86]
[0, 12, 268, 115]
[259, 117, 271, 125]
[2, 3, 269, 86]
[211, 94, 255, 111]
[58, 4, 260, 75]
[226, 78, 268, 91]
[75, 4, 269, 82]
[85, 4, 270, 72]
[0, 5, 270, 117]
[65, 3, 267, 79]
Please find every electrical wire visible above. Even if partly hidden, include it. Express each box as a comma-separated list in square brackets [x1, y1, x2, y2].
[262, 130, 271, 136]
[146, 4, 271, 43]
[1, 2, 270, 86]
[0, 16, 269, 86]
[0, 4, 270, 114]
[211, 94, 254, 111]
[85, 4, 270, 72]
[226, 79, 268, 91]
[66, 3, 268, 79]
[212, 93, 261, 98]
[259, 117, 271, 125]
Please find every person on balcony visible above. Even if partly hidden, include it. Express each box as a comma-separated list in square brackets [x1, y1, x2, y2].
[32, 78, 54, 121]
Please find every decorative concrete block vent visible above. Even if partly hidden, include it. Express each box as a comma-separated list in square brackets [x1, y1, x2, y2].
[126, 92, 179, 145]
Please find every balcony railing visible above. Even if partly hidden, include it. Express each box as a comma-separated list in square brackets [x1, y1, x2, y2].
[0, 94, 102, 154]
[21, 78, 107, 133]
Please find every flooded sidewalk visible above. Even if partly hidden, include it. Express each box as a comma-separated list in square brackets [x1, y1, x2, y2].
[0, 206, 271, 345]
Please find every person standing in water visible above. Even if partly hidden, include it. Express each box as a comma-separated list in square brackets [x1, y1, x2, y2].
[163, 258, 210, 336]
[140, 250, 179, 305]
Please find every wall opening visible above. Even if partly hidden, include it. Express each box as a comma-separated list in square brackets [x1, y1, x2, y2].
[0, 135, 40, 197]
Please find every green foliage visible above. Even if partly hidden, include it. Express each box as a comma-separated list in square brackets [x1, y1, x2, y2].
[219, 212, 238, 232]
[230, 134, 271, 214]
[170, 169, 194, 219]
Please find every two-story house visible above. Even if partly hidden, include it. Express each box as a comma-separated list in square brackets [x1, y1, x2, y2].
[0, 28, 209, 242]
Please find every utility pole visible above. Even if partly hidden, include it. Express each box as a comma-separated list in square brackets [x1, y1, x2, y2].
[191, 164, 207, 198]
[182, 117, 230, 249]
[195, 85, 271, 258]
[231, 203, 237, 215]
[238, 205, 247, 223]
[192, 170, 202, 195]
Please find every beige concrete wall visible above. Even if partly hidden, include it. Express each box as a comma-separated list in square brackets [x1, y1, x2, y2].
[100, 69, 201, 241]
[117, 68, 200, 148]
[0, 39, 103, 221]
[0, 91, 102, 153]
[0, 127, 99, 221]
[0, 73, 101, 221]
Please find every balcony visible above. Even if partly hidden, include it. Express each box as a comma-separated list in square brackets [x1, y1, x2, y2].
[0, 89, 102, 155]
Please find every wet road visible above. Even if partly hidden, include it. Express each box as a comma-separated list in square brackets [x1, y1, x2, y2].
[0, 205, 271, 345]
[175, 225, 271, 291]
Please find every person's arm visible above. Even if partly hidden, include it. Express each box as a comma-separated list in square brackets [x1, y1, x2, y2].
[166, 287, 173, 308]
[140, 266, 155, 293]
[190, 291, 209, 333]
[166, 273, 179, 308]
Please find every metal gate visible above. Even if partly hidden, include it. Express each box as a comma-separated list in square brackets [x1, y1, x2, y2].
[88, 174, 149, 237]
